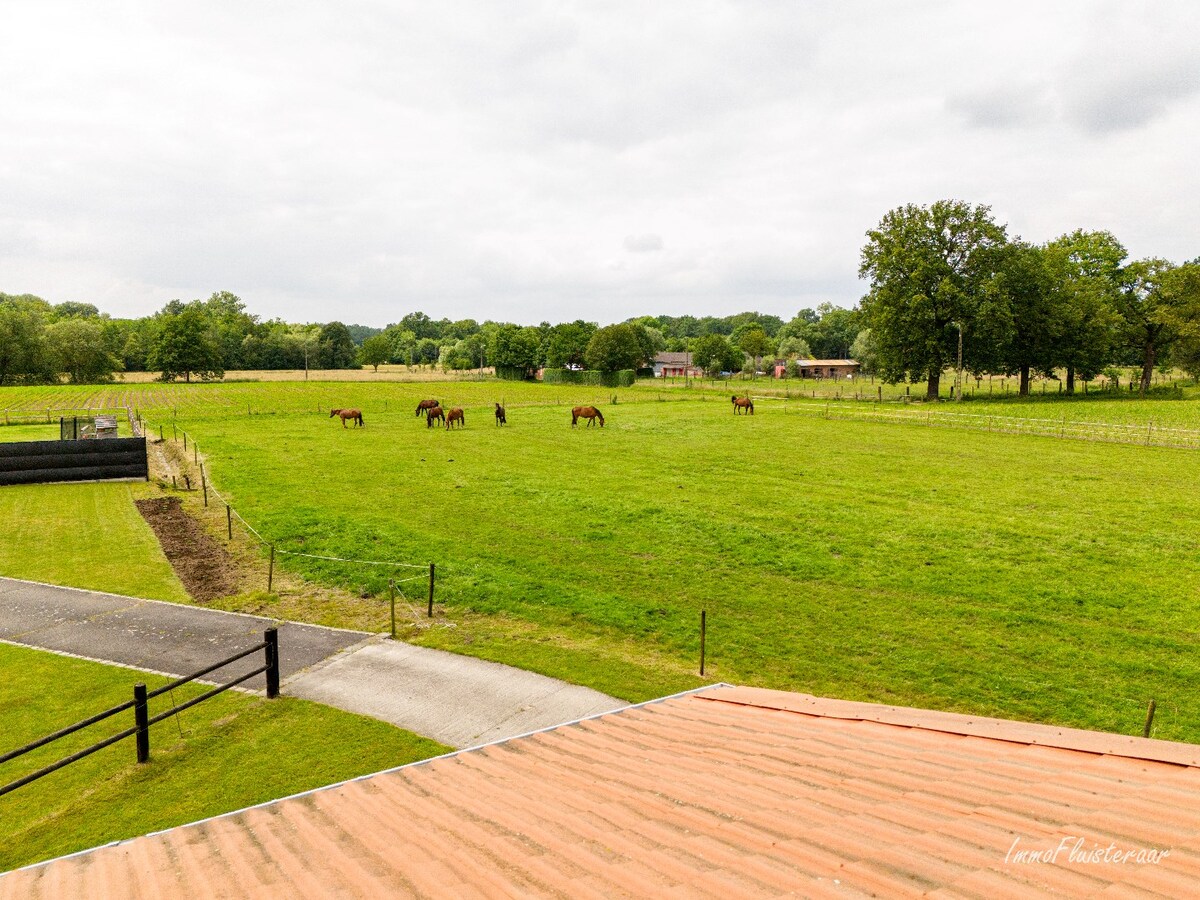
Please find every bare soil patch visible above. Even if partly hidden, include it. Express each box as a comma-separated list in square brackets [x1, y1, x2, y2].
[135, 496, 239, 601]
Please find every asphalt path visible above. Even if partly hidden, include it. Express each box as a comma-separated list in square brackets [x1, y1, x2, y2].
[0, 576, 366, 691]
[0, 576, 625, 748]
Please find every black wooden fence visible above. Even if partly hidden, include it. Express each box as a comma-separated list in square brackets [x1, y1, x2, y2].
[0, 629, 280, 799]
[0, 437, 148, 486]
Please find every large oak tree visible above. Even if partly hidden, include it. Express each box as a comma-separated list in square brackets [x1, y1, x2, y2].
[859, 200, 1007, 399]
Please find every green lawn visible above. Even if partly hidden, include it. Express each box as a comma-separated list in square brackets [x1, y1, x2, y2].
[0, 482, 190, 602]
[0, 423, 60, 443]
[0, 642, 448, 872]
[3, 380, 1200, 744]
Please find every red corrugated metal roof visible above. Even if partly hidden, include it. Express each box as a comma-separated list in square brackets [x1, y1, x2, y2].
[4, 685, 1197, 897]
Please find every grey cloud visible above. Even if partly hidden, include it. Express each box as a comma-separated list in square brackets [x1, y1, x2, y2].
[623, 234, 663, 253]
[1060, 60, 1200, 134]
[946, 84, 1054, 130]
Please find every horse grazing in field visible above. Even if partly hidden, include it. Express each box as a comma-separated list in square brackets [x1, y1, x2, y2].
[494, 403, 506, 426]
[731, 395, 754, 415]
[426, 405, 445, 427]
[445, 407, 465, 429]
[415, 399, 440, 417]
[572, 406, 604, 428]
[330, 408, 364, 428]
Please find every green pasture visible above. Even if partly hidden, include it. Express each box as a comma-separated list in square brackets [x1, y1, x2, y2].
[0, 482, 189, 602]
[0, 423, 59, 443]
[3, 380, 1200, 743]
[0, 642, 447, 872]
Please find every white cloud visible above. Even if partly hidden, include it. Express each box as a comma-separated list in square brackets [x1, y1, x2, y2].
[0, 0, 1197, 325]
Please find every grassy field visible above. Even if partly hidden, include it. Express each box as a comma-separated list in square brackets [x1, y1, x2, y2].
[3, 379, 1200, 744]
[0, 423, 60, 443]
[0, 482, 189, 602]
[0, 642, 448, 872]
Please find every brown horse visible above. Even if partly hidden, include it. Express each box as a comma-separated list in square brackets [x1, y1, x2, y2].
[494, 403, 506, 426]
[445, 407, 465, 429]
[330, 408, 364, 428]
[426, 405, 444, 428]
[731, 395, 754, 415]
[415, 399, 440, 417]
[572, 406, 604, 427]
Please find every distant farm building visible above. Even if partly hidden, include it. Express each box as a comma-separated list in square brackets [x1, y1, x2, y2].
[652, 352, 703, 378]
[774, 358, 860, 379]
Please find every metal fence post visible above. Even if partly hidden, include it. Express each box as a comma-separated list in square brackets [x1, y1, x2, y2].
[427, 563, 435, 617]
[390, 579, 396, 638]
[268, 545, 275, 593]
[264, 628, 280, 699]
[134, 683, 150, 763]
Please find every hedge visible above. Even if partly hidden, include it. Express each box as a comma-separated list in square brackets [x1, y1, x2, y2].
[540, 369, 635, 386]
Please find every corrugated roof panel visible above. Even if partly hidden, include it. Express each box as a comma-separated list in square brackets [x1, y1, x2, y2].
[5, 685, 1200, 897]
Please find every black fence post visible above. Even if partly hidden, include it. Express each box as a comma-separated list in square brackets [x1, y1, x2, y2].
[134, 683, 150, 763]
[226, 504, 232, 540]
[390, 579, 396, 638]
[264, 628, 280, 699]
[427, 563, 436, 617]
[201, 464, 207, 507]
[700, 610, 707, 676]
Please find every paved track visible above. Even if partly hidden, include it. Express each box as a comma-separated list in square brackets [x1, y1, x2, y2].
[0, 576, 624, 748]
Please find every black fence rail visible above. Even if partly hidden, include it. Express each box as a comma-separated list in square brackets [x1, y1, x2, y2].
[0, 629, 279, 799]
[0, 437, 148, 486]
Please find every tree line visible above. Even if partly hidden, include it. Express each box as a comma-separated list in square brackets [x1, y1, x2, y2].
[5, 207, 1196, 390]
[0, 292, 865, 384]
[859, 199, 1200, 399]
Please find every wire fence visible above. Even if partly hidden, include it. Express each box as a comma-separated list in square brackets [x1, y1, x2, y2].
[136, 413, 437, 620]
[764, 399, 1200, 450]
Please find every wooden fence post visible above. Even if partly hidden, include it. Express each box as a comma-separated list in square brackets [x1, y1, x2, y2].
[1144, 699, 1157, 738]
[227, 504, 233, 540]
[201, 464, 207, 506]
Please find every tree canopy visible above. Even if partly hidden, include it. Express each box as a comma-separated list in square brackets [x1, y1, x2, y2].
[147, 305, 224, 382]
[860, 200, 1008, 398]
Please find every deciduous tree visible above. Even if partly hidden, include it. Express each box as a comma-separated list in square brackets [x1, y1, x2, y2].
[148, 306, 224, 382]
[860, 200, 1008, 399]
[360, 334, 391, 372]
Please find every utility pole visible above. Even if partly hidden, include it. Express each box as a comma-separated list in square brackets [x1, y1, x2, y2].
[954, 322, 964, 402]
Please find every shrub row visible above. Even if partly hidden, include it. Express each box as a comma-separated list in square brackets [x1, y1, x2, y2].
[540, 369, 635, 387]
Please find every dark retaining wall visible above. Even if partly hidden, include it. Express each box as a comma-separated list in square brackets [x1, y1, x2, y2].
[0, 438, 149, 486]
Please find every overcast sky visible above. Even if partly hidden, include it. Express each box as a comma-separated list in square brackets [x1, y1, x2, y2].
[2, 1, 1197, 327]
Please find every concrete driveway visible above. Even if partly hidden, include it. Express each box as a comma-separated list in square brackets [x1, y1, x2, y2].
[0, 576, 625, 748]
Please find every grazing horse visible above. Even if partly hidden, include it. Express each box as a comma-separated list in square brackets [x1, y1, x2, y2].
[571, 406, 604, 428]
[494, 403, 506, 426]
[445, 407, 465, 429]
[731, 395, 754, 415]
[330, 408, 364, 428]
[415, 399, 440, 417]
[426, 405, 445, 428]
